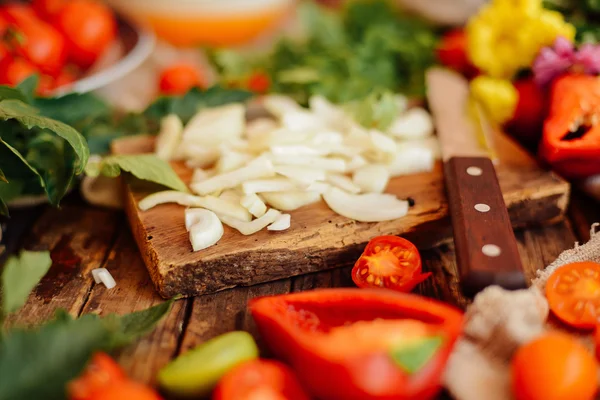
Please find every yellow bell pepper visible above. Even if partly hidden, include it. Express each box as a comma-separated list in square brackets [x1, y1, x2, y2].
[470, 76, 518, 125]
[467, 0, 575, 79]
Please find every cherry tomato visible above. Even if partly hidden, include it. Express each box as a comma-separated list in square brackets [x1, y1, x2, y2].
[352, 236, 430, 292]
[595, 326, 600, 361]
[67, 353, 127, 400]
[87, 381, 163, 400]
[158, 63, 204, 95]
[56, 0, 117, 68]
[0, 56, 37, 86]
[247, 72, 270, 94]
[546, 261, 600, 329]
[436, 29, 478, 78]
[32, 0, 68, 18]
[213, 360, 310, 400]
[512, 332, 597, 400]
[1, 4, 39, 25]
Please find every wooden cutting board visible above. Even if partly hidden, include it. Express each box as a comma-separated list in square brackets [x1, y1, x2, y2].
[113, 131, 570, 299]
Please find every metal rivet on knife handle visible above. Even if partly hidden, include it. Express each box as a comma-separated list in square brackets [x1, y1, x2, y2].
[474, 204, 491, 213]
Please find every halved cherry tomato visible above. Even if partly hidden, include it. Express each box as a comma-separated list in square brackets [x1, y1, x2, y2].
[352, 235, 430, 292]
[32, 0, 68, 18]
[546, 261, 600, 329]
[512, 332, 598, 400]
[213, 359, 310, 400]
[67, 352, 127, 400]
[158, 63, 204, 95]
[247, 72, 270, 94]
[87, 381, 163, 400]
[56, 0, 117, 68]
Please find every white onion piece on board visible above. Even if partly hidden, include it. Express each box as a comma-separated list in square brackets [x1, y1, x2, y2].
[267, 214, 291, 231]
[241, 193, 267, 218]
[155, 114, 183, 161]
[346, 155, 368, 172]
[270, 144, 329, 156]
[262, 95, 302, 118]
[190, 158, 275, 195]
[182, 103, 245, 147]
[191, 168, 212, 184]
[242, 178, 303, 194]
[218, 209, 281, 235]
[323, 187, 409, 222]
[326, 174, 361, 194]
[260, 191, 322, 211]
[274, 165, 326, 186]
[245, 118, 278, 139]
[387, 108, 434, 140]
[369, 130, 397, 162]
[195, 196, 252, 222]
[305, 182, 331, 194]
[216, 149, 253, 174]
[353, 165, 390, 193]
[91, 268, 116, 289]
[219, 189, 242, 204]
[186, 209, 224, 251]
[139, 191, 204, 211]
[269, 155, 346, 172]
[387, 147, 435, 177]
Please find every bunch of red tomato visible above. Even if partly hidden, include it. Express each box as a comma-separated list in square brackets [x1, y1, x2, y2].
[0, 0, 117, 96]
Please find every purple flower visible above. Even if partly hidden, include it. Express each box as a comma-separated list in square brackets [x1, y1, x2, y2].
[533, 36, 600, 86]
[532, 37, 575, 86]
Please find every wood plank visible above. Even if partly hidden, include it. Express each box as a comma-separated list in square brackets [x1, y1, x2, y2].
[117, 130, 570, 298]
[80, 230, 188, 385]
[569, 188, 600, 242]
[5, 206, 119, 327]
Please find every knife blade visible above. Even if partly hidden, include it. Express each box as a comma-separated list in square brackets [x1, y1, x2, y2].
[426, 67, 526, 297]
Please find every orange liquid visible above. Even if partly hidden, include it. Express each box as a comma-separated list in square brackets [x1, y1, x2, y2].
[145, 6, 291, 47]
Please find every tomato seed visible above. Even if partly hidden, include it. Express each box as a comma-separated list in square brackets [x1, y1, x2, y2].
[366, 274, 374, 283]
[390, 276, 398, 284]
[562, 275, 575, 282]
[360, 268, 368, 275]
[374, 246, 381, 252]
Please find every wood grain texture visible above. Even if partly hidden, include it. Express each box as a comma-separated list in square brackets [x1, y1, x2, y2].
[117, 132, 570, 298]
[444, 157, 526, 296]
[4, 206, 119, 327]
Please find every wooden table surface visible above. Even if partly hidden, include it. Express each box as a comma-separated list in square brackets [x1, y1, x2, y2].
[3, 188, 600, 397]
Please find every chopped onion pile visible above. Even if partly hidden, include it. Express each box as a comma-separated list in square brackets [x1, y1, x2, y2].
[141, 95, 438, 251]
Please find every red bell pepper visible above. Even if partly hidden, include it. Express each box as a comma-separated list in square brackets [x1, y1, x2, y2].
[538, 73, 600, 179]
[436, 29, 478, 79]
[249, 289, 464, 400]
[213, 359, 310, 400]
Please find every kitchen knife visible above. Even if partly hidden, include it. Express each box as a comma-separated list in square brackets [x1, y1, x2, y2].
[425, 67, 527, 297]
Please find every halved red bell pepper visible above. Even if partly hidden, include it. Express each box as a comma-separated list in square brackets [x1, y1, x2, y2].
[249, 289, 464, 400]
[538, 73, 600, 179]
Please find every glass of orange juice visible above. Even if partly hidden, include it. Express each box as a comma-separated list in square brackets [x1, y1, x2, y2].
[106, 0, 295, 47]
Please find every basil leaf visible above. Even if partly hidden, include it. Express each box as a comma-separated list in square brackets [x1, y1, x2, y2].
[108, 300, 174, 348]
[390, 336, 444, 374]
[33, 93, 111, 127]
[0, 139, 45, 195]
[0, 86, 27, 103]
[1, 251, 52, 316]
[16, 76, 38, 104]
[0, 99, 89, 175]
[86, 154, 188, 192]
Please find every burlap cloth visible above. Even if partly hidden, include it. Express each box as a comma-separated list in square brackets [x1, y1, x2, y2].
[444, 223, 600, 400]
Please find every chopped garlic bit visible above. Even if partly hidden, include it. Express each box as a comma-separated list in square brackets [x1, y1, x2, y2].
[91, 268, 116, 289]
[268, 213, 291, 231]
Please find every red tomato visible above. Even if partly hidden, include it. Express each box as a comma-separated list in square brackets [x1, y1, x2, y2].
[52, 68, 76, 90]
[506, 78, 547, 148]
[352, 236, 430, 292]
[87, 381, 163, 400]
[158, 63, 203, 95]
[56, 0, 117, 68]
[32, 0, 68, 18]
[67, 353, 127, 400]
[213, 360, 310, 400]
[247, 72, 270, 94]
[0, 56, 38, 86]
[436, 29, 478, 78]
[1, 4, 39, 25]
[595, 326, 600, 361]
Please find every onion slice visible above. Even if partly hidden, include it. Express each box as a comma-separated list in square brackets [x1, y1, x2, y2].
[269, 154, 346, 172]
[326, 174, 361, 194]
[241, 193, 267, 218]
[353, 164, 390, 193]
[218, 209, 281, 235]
[190, 157, 275, 195]
[274, 165, 326, 185]
[91, 268, 116, 289]
[322, 187, 408, 222]
[139, 191, 205, 211]
[186, 209, 224, 251]
[155, 114, 184, 161]
[267, 214, 291, 231]
[242, 178, 303, 194]
[260, 191, 321, 211]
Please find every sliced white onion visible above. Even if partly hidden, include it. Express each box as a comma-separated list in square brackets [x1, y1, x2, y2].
[91, 268, 116, 289]
[218, 209, 281, 235]
[397, 137, 442, 160]
[326, 174, 361, 194]
[139, 191, 205, 211]
[195, 195, 252, 222]
[155, 114, 183, 161]
[242, 178, 302, 194]
[387, 146, 435, 177]
[241, 193, 267, 218]
[260, 191, 321, 211]
[219, 189, 242, 203]
[182, 103, 245, 147]
[346, 155, 368, 172]
[179, 144, 220, 168]
[353, 164, 390, 193]
[187, 209, 224, 252]
[323, 187, 409, 222]
[270, 144, 329, 156]
[190, 157, 275, 195]
[191, 168, 211, 184]
[310, 131, 344, 146]
[80, 175, 123, 209]
[262, 95, 302, 118]
[281, 110, 324, 131]
[387, 107, 434, 140]
[309, 95, 352, 131]
[368, 129, 397, 163]
[267, 213, 291, 231]
[269, 154, 346, 172]
[305, 182, 331, 194]
[216, 149, 253, 174]
[245, 117, 278, 139]
[274, 165, 326, 185]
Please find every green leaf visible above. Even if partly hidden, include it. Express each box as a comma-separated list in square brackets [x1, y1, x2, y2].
[1, 251, 52, 315]
[0, 99, 89, 175]
[390, 336, 444, 374]
[0, 169, 6, 183]
[86, 154, 188, 192]
[346, 90, 406, 131]
[0, 86, 27, 103]
[0, 196, 7, 217]
[16, 75, 38, 104]
[109, 299, 174, 348]
[0, 138, 45, 197]
[33, 93, 111, 127]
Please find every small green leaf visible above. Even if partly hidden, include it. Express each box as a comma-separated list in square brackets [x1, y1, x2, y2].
[0, 86, 27, 103]
[1, 251, 52, 315]
[0, 196, 7, 217]
[109, 299, 174, 348]
[89, 154, 188, 192]
[16, 75, 38, 104]
[390, 336, 444, 374]
[0, 169, 7, 183]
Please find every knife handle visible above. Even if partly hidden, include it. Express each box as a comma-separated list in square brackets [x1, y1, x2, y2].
[444, 157, 526, 297]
